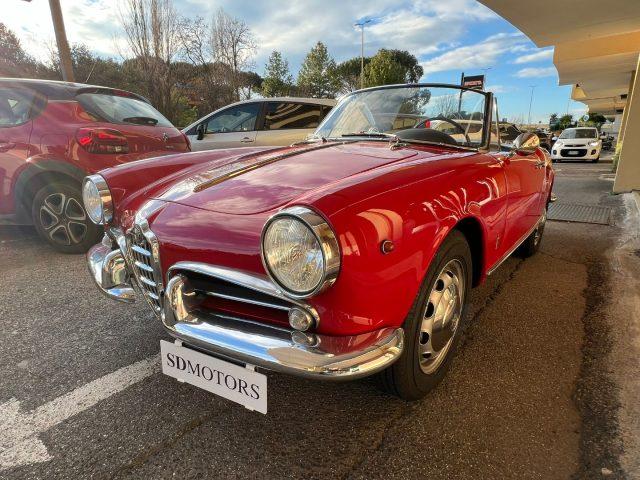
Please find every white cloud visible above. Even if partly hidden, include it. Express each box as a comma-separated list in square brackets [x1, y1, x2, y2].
[514, 67, 557, 78]
[4, 0, 124, 62]
[420, 32, 528, 74]
[514, 49, 553, 64]
[4, 0, 500, 75]
[485, 84, 508, 93]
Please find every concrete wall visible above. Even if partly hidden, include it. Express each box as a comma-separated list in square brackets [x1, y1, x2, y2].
[614, 57, 640, 193]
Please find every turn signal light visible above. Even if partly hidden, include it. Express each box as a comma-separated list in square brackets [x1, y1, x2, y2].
[288, 307, 315, 332]
[76, 128, 129, 154]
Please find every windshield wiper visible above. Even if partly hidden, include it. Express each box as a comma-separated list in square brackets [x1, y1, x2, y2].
[340, 132, 396, 139]
[122, 116, 158, 126]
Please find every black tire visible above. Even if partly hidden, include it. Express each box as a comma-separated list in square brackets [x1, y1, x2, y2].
[592, 156, 600, 163]
[517, 209, 547, 258]
[379, 230, 472, 400]
[31, 182, 102, 254]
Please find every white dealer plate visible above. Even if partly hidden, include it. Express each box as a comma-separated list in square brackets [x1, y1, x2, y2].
[160, 340, 268, 414]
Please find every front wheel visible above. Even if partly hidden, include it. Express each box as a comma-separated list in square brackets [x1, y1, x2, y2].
[379, 230, 472, 400]
[31, 182, 102, 253]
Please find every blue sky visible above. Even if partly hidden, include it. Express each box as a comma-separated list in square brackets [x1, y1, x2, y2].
[5, 0, 587, 123]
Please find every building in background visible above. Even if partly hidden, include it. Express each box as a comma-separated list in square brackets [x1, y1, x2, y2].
[479, 0, 640, 193]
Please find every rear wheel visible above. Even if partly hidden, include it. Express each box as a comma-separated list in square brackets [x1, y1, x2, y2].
[518, 209, 546, 258]
[31, 182, 102, 253]
[379, 230, 472, 400]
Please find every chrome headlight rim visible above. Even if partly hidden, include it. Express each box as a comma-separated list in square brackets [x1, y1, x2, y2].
[260, 206, 340, 299]
[82, 174, 113, 225]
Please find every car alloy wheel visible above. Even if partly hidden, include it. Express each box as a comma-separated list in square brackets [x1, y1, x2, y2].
[39, 192, 88, 246]
[418, 259, 465, 374]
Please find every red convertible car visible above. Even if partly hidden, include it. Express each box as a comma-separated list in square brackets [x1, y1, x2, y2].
[85, 84, 554, 411]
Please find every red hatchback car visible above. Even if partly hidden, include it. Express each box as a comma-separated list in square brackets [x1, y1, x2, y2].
[0, 79, 189, 252]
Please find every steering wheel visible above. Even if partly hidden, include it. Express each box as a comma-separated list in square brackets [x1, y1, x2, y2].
[414, 115, 471, 146]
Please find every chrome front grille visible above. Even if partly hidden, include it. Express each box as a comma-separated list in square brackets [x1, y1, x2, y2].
[167, 262, 319, 328]
[127, 221, 163, 314]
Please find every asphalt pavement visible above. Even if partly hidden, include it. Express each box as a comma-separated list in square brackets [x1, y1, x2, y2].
[0, 158, 636, 479]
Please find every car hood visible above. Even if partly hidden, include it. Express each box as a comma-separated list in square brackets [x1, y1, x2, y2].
[149, 141, 424, 215]
[556, 138, 598, 145]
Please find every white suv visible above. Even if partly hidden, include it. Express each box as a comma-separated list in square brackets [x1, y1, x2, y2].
[184, 97, 336, 151]
[551, 127, 602, 163]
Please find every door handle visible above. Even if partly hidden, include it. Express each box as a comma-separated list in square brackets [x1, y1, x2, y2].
[0, 142, 15, 152]
[240, 137, 253, 143]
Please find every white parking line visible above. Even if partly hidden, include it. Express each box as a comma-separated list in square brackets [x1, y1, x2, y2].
[0, 354, 160, 470]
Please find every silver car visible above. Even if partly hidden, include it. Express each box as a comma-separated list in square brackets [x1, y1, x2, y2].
[183, 97, 336, 151]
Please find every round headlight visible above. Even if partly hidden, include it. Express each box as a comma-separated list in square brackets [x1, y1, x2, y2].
[82, 174, 112, 225]
[261, 206, 340, 298]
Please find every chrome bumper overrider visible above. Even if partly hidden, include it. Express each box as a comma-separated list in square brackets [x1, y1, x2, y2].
[87, 236, 405, 380]
[87, 237, 135, 303]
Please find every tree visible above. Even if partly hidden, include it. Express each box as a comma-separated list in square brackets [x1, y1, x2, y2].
[297, 42, 340, 98]
[559, 114, 574, 129]
[587, 112, 607, 127]
[363, 49, 406, 88]
[432, 93, 458, 117]
[335, 56, 370, 93]
[261, 51, 293, 97]
[362, 49, 424, 88]
[0, 23, 39, 77]
[210, 8, 257, 100]
[385, 49, 423, 83]
[178, 16, 235, 113]
[119, 0, 182, 122]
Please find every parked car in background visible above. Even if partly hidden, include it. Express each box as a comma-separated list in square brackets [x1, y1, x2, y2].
[531, 129, 552, 151]
[86, 84, 554, 411]
[0, 79, 190, 252]
[422, 119, 538, 152]
[551, 127, 601, 162]
[183, 97, 335, 151]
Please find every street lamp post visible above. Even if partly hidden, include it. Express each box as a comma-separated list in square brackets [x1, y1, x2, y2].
[527, 85, 536, 126]
[47, 0, 75, 82]
[354, 19, 372, 89]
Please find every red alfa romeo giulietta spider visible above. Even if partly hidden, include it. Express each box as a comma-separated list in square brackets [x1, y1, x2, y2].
[85, 84, 554, 413]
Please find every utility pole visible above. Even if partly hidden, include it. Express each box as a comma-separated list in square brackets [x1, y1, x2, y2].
[481, 66, 492, 88]
[48, 0, 75, 82]
[354, 19, 372, 89]
[527, 85, 536, 126]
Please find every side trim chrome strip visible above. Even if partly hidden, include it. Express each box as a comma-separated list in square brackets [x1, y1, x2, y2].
[487, 214, 544, 276]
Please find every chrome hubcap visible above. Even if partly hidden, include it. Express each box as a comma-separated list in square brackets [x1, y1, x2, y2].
[418, 259, 465, 374]
[39, 193, 88, 246]
[533, 211, 547, 246]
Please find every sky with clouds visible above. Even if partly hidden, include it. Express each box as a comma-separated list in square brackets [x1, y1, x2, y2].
[4, 0, 588, 123]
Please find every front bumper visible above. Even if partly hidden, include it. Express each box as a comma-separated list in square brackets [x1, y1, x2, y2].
[87, 236, 404, 380]
[551, 146, 600, 160]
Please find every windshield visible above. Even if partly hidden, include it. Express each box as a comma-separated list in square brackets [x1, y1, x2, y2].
[76, 92, 173, 127]
[559, 128, 598, 139]
[315, 85, 489, 148]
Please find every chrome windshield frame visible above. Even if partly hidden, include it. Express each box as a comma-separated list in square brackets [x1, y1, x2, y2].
[316, 83, 494, 152]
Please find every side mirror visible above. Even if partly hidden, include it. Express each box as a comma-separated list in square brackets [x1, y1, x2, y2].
[196, 124, 205, 140]
[511, 132, 540, 155]
[552, 136, 558, 141]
